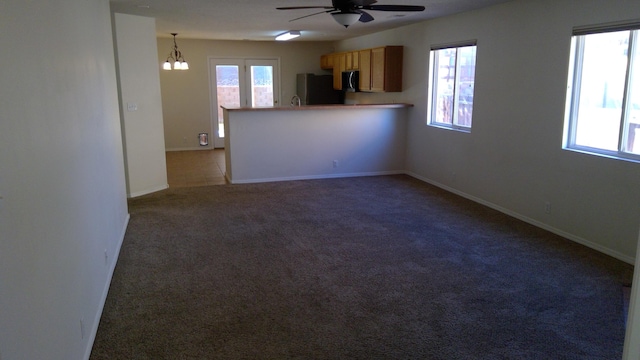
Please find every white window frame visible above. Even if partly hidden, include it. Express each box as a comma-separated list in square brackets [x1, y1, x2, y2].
[563, 21, 640, 162]
[427, 40, 477, 132]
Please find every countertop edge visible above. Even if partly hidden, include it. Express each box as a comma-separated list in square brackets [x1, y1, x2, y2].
[222, 103, 414, 112]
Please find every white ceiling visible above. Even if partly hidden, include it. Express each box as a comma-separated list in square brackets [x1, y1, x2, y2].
[109, 0, 513, 42]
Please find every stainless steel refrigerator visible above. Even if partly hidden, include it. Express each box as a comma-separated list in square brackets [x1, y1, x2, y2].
[296, 73, 343, 105]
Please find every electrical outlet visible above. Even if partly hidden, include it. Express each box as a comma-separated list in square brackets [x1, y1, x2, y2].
[80, 318, 85, 339]
[104, 249, 108, 266]
[333, 160, 339, 168]
[544, 202, 551, 214]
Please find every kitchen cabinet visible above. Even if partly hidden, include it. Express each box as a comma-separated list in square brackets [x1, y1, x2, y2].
[320, 54, 334, 70]
[345, 51, 359, 70]
[358, 49, 372, 92]
[320, 46, 403, 92]
[370, 46, 403, 92]
[322, 46, 402, 92]
[332, 53, 347, 90]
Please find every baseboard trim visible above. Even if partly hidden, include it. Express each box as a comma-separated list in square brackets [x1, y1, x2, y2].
[228, 170, 405, 185]
[166, 146, 222, 152]
[128, 184, 169, 198]
[83, 213, 130, 360]
[406, 172, 634, 265]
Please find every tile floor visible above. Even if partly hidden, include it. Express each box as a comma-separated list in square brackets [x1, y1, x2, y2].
[165, 149, 227, 188]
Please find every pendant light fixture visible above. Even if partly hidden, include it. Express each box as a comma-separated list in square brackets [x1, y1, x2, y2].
[163, 33, 189, 70]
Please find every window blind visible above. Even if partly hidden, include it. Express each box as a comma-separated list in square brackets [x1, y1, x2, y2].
[573, 19, 640, 36]
[430, 39, 477, 51]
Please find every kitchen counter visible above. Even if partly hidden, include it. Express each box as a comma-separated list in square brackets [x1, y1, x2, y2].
[222, 103, 411, 184]
[222, 103, 413, 112]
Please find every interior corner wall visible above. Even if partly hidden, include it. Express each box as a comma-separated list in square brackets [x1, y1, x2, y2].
[335, 0, 640, 262]
[0, 0, 129, 359]
[114, 13, 168, 197]
[157, 38, 336, 151]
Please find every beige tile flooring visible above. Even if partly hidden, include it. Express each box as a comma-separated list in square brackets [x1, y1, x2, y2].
[166, 149, 227, 188]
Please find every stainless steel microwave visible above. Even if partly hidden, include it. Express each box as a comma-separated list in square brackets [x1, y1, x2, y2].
[342, 70, 359, 92]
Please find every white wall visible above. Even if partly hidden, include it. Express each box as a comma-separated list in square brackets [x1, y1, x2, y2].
[336, 0, 640, 262]
[0, 0, 129, 359]
[157, 38, 336, 150]
[224, 107, 408, 183]
[624, 225, 640, 360]
[114, 13, 168, 197]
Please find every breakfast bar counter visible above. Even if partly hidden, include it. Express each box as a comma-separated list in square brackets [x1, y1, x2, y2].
[222, 103, 412, 184]
[223, 103, 413, 112]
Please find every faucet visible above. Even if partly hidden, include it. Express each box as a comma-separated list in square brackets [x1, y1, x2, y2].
[290, 95, 301, 107]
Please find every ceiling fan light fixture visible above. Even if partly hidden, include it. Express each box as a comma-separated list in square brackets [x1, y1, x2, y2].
[275, 30, 301, 41]
[331, 12, 362, 28]
[277, 2, 426, 31]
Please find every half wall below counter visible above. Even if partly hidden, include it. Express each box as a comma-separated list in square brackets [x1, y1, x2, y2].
[222, 104, 412, 184]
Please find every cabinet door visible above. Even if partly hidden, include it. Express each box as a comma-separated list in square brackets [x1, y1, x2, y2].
[351, 51, 359, 70]
[344, 51, 359, 70]
[383, 46, 403, 92]
[345, 52, 353, 70]
[332, 53, 346, 90]
[320, 54, 331, 69]
[371, 47, 386, 92]
[359, 49, 372, 92]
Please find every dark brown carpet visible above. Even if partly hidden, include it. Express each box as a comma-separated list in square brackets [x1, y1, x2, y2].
[90, 175, 633, 359]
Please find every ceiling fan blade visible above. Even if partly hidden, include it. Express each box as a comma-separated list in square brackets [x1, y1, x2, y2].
[277, 6, 334, 10]
[288, 9, 334, 22]
[363, 5, 426, 12]
[349, 0, 378, 6]
[356, 10, 374, 23]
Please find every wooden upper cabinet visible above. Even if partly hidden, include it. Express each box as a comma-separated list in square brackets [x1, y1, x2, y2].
[346, 52, 353, 70]
[345, 51, 359, 70]
[332, 53, 347, 90]
[358, 49, 372, 92]
[351, 51, 359, 70]
[321, 53, 335, 70]
[370, 47, 386, 92]
[370, 46, 403, 92]
[321, 46, 402, 92]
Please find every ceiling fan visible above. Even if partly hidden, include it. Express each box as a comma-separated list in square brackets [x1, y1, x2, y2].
[277, 0, 426, 28]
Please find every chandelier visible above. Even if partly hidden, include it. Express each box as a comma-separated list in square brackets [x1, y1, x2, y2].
[163, 33, 189, 70]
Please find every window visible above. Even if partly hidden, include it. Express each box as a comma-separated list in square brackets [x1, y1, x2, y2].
[427, 42, 477, 131]
[564, 23, 640, 161]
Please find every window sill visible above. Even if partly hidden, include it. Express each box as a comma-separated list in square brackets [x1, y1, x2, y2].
[427, 123, 471, 133]
[563, 146, 640, 164]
